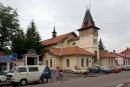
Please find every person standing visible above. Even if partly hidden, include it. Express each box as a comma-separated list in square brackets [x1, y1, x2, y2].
[55, 66, 60, 80]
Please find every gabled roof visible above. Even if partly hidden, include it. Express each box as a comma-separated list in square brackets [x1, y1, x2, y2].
[48, 46, 94, 56]
[77, 9, 99, 31]
[100, 50, 117, 58]
[113, 48, 130, 59]
[41, 32, 77, 46]
[120, 48, 130, 54]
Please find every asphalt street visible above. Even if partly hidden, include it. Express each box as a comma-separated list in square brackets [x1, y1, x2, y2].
[1, 71, 130, 87]
[26, 71, 130, 87]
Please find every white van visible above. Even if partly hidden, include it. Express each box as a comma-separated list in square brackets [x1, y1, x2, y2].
[6, 65, 51, 86]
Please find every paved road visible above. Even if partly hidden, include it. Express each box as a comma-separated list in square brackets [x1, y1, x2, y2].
[1, 71, 130, 87]
[27, 71, 130, 87]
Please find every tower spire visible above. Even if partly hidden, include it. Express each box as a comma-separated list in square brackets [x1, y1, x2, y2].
[81, 8, 95, 28]
[52, 23, 57, 38]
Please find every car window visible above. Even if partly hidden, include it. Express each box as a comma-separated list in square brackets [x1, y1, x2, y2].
[17, 67, 27, 73]
[29, 67, 39, 72]
[3, 72, 7, 75]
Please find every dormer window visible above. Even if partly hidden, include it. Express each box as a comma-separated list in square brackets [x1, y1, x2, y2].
[72, 42, 76, 45]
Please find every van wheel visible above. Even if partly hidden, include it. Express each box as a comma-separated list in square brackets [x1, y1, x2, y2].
[20, 79, 27, 86]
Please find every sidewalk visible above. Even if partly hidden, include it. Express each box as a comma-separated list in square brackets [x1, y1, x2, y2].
[108, 82, 130, 87]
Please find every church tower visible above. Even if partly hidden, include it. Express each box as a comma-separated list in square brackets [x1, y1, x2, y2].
[77, 9, 100, 62]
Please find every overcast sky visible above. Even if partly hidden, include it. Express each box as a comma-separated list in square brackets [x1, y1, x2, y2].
[1, 0, 130, 52]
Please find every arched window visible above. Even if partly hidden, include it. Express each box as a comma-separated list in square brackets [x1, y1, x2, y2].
[86, 58, 89, 67]
[66, 59, 70, 68]
[94, 51, 97, 63]
[46, 60, 48, 66]
[50, 59, 52, 67]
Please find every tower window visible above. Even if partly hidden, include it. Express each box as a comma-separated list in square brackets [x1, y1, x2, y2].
[94, 39, 97, 45]
[94, 29, 97, 34]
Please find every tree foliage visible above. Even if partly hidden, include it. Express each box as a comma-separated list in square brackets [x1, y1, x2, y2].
[11, 28, 27, 58]
[0, 3, 19, 47]
[99, 38, 105, 51]
[26, 20, 42, 54]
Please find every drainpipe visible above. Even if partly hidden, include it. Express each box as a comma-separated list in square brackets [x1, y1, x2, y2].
[60, 41, 63, 69]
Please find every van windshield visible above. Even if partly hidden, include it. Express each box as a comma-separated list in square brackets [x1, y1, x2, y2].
[9, 67, 16, 73]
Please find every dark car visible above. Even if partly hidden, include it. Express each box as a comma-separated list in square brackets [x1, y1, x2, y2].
[40, 66, 51, 83]
[100, 66, 112, 73]
[88, 67, 101, 73]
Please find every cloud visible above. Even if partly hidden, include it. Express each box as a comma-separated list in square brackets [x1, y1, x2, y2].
[1, 0, 130, 52]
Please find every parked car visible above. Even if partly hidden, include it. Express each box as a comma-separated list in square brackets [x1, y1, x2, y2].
[100, 66, 112, 73]
[71, 68, 88, 74]
[7, 65, 51, 86]
[122, 65, 130, 71]
[0, 71, 8, 83]
[112, 66, 122, 73]
[87, 66, 101, 73]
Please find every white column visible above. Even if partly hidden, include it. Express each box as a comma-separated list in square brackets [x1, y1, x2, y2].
[37, 56, 39, 65]
[7, 62, 10, 72]
[25, 56, 27, 65]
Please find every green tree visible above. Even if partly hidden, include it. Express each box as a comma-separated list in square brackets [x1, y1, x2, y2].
[99, 38, 105, 51]
[0, 3, 19, 47]
[11, 28, 27, 58]
[26, 20, 42, 54]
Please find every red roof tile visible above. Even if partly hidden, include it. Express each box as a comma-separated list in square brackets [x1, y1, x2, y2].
[113, 48, 130, 59]
[100, 50, 117, 58]
[41, 32, 77, 46]
[120, 48, 130, 54]
[48, 46, 94, 56]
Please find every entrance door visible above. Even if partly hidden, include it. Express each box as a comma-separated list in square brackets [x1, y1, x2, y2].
[27, 57, 37, 65]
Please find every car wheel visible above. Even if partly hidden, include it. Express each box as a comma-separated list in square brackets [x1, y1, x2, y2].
[20, 79, 27, 86]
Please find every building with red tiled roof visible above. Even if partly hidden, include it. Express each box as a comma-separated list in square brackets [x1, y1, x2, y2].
[48, 46, 94, 56]
[43, 46, 94, 70]
[99, 50, 117, 67]
[41, 32, 78, 47]
[41, 9, 101, 71]
[41, 9, 116, 71]
[112, 48, 130, 66]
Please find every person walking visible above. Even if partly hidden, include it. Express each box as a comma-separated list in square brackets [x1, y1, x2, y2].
[55, 66, 60, 80]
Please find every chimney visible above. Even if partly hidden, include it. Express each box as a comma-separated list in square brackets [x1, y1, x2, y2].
[113, 50, 115, 53]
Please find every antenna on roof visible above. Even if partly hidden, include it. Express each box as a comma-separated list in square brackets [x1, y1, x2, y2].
[89, 4, 91, 10]
[85, 0, 91, 11]
[86, 4, 89, 11]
